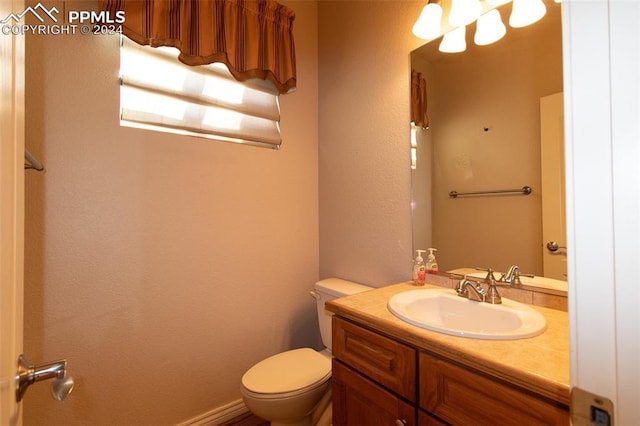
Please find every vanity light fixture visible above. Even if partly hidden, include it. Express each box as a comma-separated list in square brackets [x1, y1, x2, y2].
[413, 0, 551, 53]
[439, 26, 466, 53]
[474, 9, 507, 45]
[448, 0, 483, 27]
[412, 0, 443, 40]
[509, 0, 547, 28]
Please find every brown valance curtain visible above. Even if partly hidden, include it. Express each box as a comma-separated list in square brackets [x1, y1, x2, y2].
[100, 0, 296, 94]
[411, 70, 429, 129]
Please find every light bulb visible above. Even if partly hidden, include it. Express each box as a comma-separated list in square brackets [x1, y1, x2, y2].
[509, 0, 546, 28]
[439, 26, 466, 53]
[448, 0, 482, 27]
[412, 3, 443, 40]
[486, 0, 511, 5]
[474, 9, 507, 46]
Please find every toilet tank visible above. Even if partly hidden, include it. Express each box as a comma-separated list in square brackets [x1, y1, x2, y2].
[313, 278, 372, 351]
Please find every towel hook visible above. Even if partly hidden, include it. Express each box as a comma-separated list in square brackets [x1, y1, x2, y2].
[24, 149, 44, 171]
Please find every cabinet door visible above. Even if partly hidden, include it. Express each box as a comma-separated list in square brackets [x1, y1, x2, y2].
[419, 352, 569, 425]
[333, 317, 416, 400]
[418, 410, 448, 426]
[333, 359, 416, 426]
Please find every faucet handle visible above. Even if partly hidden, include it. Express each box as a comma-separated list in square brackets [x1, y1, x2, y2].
[499, 265, 535, 285]
[480, 268, 503, 303]
[513, 270, 535, 285]
[485, 280, 502, 304]
[475, 267, 497, 282]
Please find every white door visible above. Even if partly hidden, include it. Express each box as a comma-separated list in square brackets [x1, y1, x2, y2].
[0, 0, 25, 424]
[540, 92, 567, 280]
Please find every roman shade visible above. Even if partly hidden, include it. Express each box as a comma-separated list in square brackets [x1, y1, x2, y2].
[120, 37, 282, 147]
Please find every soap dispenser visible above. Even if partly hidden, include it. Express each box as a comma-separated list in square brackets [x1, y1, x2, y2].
[426, 248, 438, 274]
[413, 249, 427, 285]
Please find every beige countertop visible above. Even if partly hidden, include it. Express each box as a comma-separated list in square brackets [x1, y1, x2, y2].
[325, 281, 570, 406]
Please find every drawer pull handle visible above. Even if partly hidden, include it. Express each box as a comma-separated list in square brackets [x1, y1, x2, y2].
[395, 420, 407, 426]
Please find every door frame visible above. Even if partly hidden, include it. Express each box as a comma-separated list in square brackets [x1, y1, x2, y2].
[0, 0, 25, 424]
[540, 92, 566, 280]
[563, 0, 639, 422]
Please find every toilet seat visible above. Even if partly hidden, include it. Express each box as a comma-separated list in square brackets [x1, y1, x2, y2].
[241, 348, 331, 399]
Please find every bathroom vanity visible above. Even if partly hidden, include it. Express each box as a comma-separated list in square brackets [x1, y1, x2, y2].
[326, 282, 570, 425]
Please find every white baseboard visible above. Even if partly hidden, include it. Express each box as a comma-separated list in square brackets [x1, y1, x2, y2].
[178, 399, 249, 426]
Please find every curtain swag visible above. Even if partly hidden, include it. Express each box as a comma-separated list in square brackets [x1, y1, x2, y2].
[411, 70, 429, 129]
[100, 0, 297, 94]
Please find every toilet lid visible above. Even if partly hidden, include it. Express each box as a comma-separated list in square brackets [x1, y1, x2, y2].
[242, 348, 331, 394]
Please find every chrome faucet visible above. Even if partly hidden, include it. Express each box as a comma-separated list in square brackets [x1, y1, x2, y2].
[456, 267, 533, 305]
[456, 276, 487, 302]
[455, 268, 504, 304]
[499, 265, 534, 285]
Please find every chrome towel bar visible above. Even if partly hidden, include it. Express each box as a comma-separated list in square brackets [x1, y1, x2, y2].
[449, 186, 532, 198]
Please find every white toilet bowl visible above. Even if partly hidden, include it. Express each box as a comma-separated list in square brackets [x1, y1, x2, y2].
[241, 348, 331, 426]
[240, 278, 372, 425]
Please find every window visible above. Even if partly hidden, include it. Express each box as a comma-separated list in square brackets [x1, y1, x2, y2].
[410, 124, 418, 170]
[119, 37, 282, 149]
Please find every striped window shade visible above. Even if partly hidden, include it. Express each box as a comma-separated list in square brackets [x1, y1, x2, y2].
[119, 37, 282, 149]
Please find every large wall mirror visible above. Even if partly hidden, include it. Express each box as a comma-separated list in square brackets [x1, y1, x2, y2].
[411, 0, 566, 288]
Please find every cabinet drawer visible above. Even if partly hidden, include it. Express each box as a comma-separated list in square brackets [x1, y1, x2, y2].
[333, 359, 416, 426]
[419, 352, 569, 425]
[333, 317, 416, 401]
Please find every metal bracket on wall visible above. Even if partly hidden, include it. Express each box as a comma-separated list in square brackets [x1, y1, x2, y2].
[16, 354, 74, 402]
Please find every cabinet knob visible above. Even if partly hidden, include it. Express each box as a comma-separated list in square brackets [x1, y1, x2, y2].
[395, 420, 407, 426]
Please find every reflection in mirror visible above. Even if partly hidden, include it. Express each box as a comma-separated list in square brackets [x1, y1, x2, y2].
[410, 1, 566, 289]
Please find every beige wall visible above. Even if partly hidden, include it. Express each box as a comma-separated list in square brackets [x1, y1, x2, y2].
[23, 0, 426, 423]
[318, 1, 424, 287]
[23, 0, 318, 424]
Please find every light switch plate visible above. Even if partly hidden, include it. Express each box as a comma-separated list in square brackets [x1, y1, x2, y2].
[571, 387, 614, 426]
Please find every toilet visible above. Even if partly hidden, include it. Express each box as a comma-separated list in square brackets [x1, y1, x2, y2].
[240, 278, 372, 426]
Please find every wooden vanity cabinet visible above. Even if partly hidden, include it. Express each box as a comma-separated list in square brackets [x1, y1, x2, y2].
[420, 352, 570, 425]
[333, 360, 416, 426]
[332, 316, 569, 426]
[332, 317, 417, 426]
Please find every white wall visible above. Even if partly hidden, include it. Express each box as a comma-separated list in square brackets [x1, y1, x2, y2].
[23, 0, 318, 424]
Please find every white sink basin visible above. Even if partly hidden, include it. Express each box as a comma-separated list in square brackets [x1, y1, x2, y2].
[387, 288, 546, 340]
